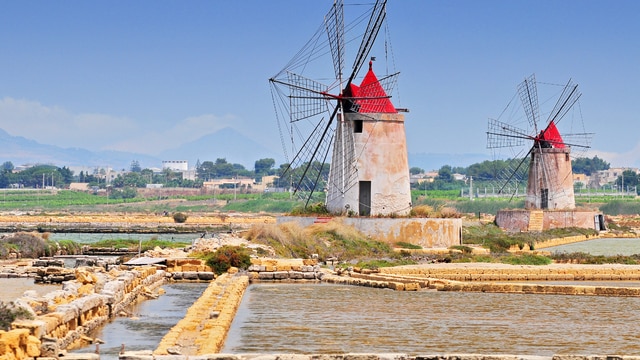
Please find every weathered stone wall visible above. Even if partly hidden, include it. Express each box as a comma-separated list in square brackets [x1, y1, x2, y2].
[247, 258, 323, 281]
[324, 264, 640, 297]
[496, 209, 601, 232]
[154, 273, 248, 356]
[277, 216, 462, 248]
[379, 263, 640, 282]
[2, 266, 165, 360]
[165, 258, 215, 281]
[121, 351, 639, 360]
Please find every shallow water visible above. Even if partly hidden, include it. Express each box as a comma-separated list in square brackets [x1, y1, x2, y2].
[47, 232, 200, 244]
[0, 278, 61, 302]
[222, 283, 640, 355]
[72, 282, 208, 360]
[544, 237, 640, 256]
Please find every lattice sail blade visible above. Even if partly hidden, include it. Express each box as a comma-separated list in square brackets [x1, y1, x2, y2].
[349, 0, 387, 84]
[326, 120, 358, 204]
[518, 74, 540, 132]
[546, 79, 581, 127]
[325, 0, 345, 81]
[281, 71, 331, 122]
[490, 149, 531, 201]
[487, 118, 527, 148]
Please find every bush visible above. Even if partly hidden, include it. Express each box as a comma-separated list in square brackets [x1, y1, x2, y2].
[0, 301, 33, 331]
[204, 245, 252, 275]
[172, 212, 188, 223]
[0, 232, 53, 259]
[395, 241, 422, 249]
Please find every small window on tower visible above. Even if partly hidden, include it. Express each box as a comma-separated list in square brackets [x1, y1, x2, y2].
[354, 120, 363, 133]
[566, 153, 570, 161]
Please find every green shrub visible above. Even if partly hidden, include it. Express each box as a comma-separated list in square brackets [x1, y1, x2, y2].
[0, 233, 52, 259]
[501, 254, 552, 265]
[450, 245, 473, 254]
[395, 241, 422, 249]
[204, 245, 252, 275]
[172, 212, 188, 223]
[0, 301, 33, 331]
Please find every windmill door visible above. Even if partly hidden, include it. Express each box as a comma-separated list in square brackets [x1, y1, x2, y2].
[541, 189, 549, 209]
[359, 181, 371, 216]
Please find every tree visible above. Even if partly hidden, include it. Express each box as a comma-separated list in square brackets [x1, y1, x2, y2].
[197, 161, 216, 181]
[436, 165, 453, 182]
[130, 160, 142, 173]
[112, 172, 147, 188]
[58, 166, 74, 185]
[410, 167, 424, 175]
[616, 170, 639, 193]
[572, 156, 610, 176]
[1, 162, 14, 172]
[255, 158, 276, 177]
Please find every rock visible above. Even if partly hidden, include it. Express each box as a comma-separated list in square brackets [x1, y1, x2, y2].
[166, 346, 182, 355]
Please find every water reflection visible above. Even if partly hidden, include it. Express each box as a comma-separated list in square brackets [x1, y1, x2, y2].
[73, 282, 208, 360]
[544, 237, 640, 256]
[223, 283, 640, 355]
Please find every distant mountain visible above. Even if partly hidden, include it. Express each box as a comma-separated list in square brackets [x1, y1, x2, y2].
[0, 127, 492, 173]
[0, 128, 160, 170]
[160, 127, 284, 169]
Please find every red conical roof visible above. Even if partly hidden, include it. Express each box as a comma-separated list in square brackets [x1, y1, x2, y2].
[347, 61, 396, 113]
[544, 122, 565, 148]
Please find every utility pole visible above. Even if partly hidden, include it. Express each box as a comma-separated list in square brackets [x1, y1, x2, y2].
[469, 176, 473, 200]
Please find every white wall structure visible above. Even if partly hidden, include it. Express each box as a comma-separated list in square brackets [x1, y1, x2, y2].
[325, 63, 411, 216]
[525, 147, 575, 210]
[162, 160, 188, 172]
[326, 112, 412, 216]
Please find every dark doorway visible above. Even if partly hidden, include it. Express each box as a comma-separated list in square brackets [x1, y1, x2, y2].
[354, 120, 363, 133]
[541, 188, 549, 209]
[359, 181, 371, 216]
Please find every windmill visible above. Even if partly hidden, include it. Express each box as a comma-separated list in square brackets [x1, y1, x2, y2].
[269, 0, 411, 216]
[486, 74, 593, 210]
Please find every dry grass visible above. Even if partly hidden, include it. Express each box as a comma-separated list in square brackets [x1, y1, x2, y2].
[410, 204, 461, 218]
[244, 220, 393, 261]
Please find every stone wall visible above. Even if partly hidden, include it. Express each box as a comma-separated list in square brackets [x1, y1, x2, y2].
[496, 209, 601, 232]
[247, 258, 323, 281]
[154, 273, 248, 356]
[324, 265, 640, 297]
[277, 216, 462, 248]
[164, 258, 215, 281]
[379, 264, 640, 282]
[2, 266, 165, 360]
[121, 351, 637, 360]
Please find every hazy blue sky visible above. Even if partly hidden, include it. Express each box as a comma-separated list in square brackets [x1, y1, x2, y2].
[1, 0, 638, 169]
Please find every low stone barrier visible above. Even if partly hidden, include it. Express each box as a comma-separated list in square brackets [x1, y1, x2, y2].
[164, 258, 215, 282]
[2, 265, 165, 360]
[247, 258, 324, 282]
[379, 264, 640, 282]
[323, 264, 640, 297]
[119, 352, 640, 360]
[154, 272, 249, 356]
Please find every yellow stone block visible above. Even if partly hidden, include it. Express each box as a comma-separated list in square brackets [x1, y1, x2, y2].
[26, 336, 40, 357]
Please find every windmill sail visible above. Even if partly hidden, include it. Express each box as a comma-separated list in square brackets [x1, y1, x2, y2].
[486, 74, 593, 210]
[270, 0, 412, 215]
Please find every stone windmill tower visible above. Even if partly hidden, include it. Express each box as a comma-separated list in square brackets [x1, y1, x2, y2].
[269, 0, 411, 216]
[487, 74, 591, 211]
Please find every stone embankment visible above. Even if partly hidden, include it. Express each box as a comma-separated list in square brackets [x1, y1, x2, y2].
[154, 272, 248, 356]
[120, 353, 640, 360]
[320, 263, 640, 297]
[0, 212, 275, 233]
[247, 258, 324, 281]
[1, 265, 165, 360]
